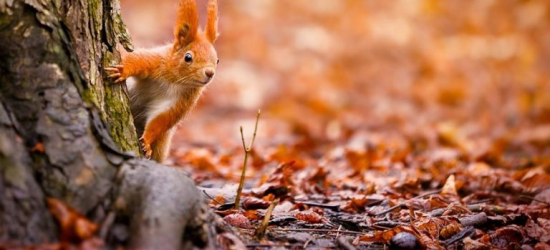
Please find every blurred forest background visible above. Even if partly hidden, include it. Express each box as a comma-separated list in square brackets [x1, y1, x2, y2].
[119, 0, 549, 188]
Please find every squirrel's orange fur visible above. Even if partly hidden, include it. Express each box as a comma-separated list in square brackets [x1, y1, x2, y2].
[106, 0, 219, 163]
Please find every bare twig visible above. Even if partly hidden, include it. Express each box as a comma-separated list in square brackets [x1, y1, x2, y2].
[337, 236, 357, 250]
[458, 212, 487, 227]
[374, 189, 441, 216]
[300, 202, 340, 211]
[250, 110, 260, 149]
[335, 225, 343, 238]
[467, 198, 493, 205]
[430, 203, 506, 217]
[520, 195, 550, 207]
[373, 203, 407, 217]
[245, 243, 305, 248]
[443, 226, 475, 246]
[256, 198, 279, 239]
[202, 190, 221, 205]
[467, 204, 506, 214]
[235, 110, 261, 210]
[276, 228, 363, 235]
[303, 238, 313, 249]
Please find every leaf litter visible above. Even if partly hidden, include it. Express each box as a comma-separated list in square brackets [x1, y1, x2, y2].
[164, 1, 550, 248]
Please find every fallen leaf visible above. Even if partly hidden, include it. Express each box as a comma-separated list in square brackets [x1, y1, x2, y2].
[242, 197, 270, 210]
[224, 213, 253, 229]
[294, 210, 325, 223]
[440, 174, 460, 203]
[46, 197, 98, 243]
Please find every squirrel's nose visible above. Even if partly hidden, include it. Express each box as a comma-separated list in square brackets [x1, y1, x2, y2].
[204, 68, 215, 78]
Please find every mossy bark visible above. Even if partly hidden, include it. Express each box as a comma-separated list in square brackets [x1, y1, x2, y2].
[0, 0, 137, 242]
[59, 0, 138, 153]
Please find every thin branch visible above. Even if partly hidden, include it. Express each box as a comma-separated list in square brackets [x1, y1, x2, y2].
[335, 225, 343, 238]
[303, 238, 313, 249]
[245, 243, 306, 248]
[234, 110, 261, 210]
[202, 190, 222, 205]
[467, 198, 493, 205]
[234, 128, 249, 210]
[240, 126, 246, 150]
[300, 202, 340, 211]
[249, 109, 261, 149]
[256, 198, 279, 239]
[374, 189, 441, 216]
[275, 228, 363, 235]
[520, 195, 550, 207]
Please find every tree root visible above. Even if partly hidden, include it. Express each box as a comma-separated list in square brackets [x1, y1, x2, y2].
[112, 160, 210, 250]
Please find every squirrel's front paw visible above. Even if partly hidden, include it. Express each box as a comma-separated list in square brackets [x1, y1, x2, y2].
[139, 137, 152, 159]
[105, 65, 127, 83]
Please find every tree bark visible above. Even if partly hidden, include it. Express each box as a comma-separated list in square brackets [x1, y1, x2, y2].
[0, 0, 217, 249]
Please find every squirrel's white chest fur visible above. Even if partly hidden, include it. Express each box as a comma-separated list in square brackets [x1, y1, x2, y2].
[126, 77, 199, 134]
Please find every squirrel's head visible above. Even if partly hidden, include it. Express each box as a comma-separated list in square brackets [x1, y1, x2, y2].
[170, 0, 218, 87]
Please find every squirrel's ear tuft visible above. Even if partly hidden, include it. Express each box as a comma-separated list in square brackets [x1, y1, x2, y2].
[205, 0, 218, 43]
[174, 0, 199, 48]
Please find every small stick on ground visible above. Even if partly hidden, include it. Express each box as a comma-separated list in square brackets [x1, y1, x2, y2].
[520, 195, 550, 207]
[430, 204, 506, 217]
[276, 228, 364, 235]
[458, 212, 487, 227]
[235, 110, 261, 210]
[443, 226, 475, 246]
[335, 225, 343, 239]
[300, 202, 340, 211]
[303, 238, 313, 249]
[202, 190, 221, 205]
[467, 198, 493, 205]
[374, 189, 441, 216]
[337, 236, 357, 250]
[256, 198, 279, 239]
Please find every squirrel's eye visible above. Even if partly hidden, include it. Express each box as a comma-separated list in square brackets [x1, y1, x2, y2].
[184, 53, 193, 63]
[217, 59, 220, 65]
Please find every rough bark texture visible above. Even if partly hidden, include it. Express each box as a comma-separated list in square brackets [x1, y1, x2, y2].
[0, 102, 57, 243]
[0, 0, 126, 218]
[57, 0, 137, 153]
[0, 0, 215, 249]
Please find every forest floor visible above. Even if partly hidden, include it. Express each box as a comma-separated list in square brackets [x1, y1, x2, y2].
[157, 1, 550, 249]
[168, 103, 549, 249]
[161, 1, 550, 249]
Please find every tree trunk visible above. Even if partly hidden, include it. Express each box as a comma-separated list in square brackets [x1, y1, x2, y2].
[0, 0, 218, 249]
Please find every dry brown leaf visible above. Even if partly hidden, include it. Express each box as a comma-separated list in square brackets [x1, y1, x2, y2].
[242, 210, 261, 221]
[242, 197, 270, 210]
[224, 213, 253, 229]
[489, 225, 525, 249]
[294, 210, 325, 224]
[46, 198, 98, 243]
[441, 174, 460, 203]
[359, 226, 415, 243]
[463, 237, 492, 250]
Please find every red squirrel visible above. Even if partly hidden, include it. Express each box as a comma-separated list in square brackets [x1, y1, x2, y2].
[106, 0, 219, 163]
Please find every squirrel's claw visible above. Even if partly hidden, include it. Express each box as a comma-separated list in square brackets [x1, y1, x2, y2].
[105, 65, 127, 83]
[139, 137, 152, 159]
[105, 65, 124, 71]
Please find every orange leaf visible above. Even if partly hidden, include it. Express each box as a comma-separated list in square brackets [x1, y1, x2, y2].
[46, 197, 98, 243]
[295, 210, 324, 223]
[31, 142, 45, 153]
[441, 174, 460, 203]
[224, 213, 253, 229]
